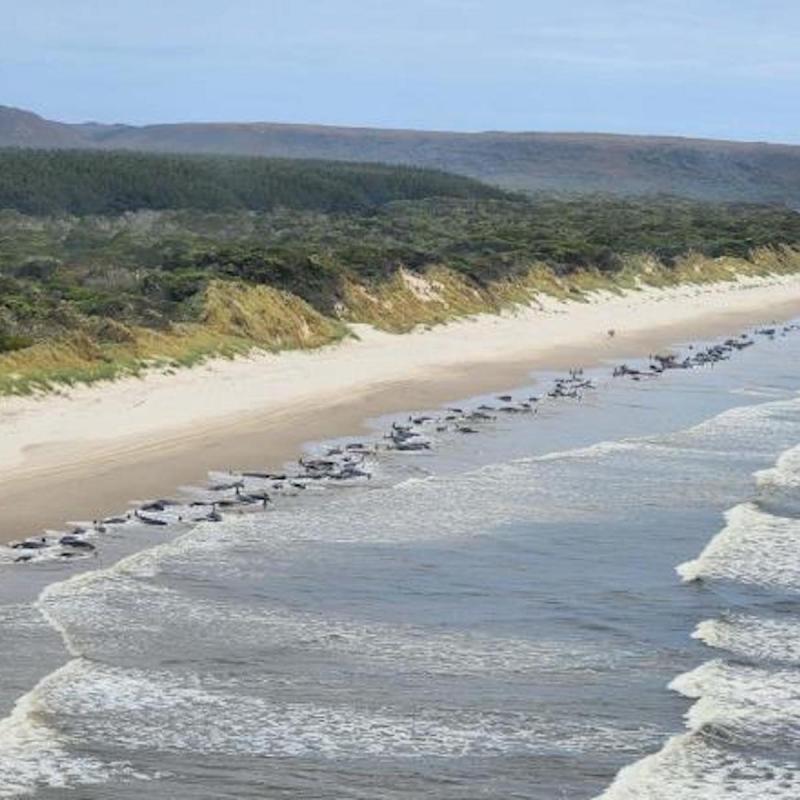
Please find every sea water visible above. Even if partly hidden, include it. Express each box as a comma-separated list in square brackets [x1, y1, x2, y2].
[1, 325, 800, 799]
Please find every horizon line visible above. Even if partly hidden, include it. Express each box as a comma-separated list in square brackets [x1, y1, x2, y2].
[3, 103, 796, 149]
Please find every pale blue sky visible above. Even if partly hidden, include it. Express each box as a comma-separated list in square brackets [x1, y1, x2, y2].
[3, 0, 799, 141]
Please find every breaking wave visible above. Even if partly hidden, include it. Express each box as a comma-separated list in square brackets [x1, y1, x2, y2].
[676, 502, 800, 589]
[602, 418, 800, 799]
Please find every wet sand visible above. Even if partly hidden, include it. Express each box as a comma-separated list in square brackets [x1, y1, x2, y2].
[2, 276, 800, 541]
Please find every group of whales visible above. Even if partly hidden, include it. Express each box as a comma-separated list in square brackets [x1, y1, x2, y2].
[612, 327, 795, 378]
[6, 322, 799, 565]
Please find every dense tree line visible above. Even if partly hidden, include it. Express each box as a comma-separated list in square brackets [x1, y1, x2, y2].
[1, 194, 799, 349]
[0, 149, 508, 215]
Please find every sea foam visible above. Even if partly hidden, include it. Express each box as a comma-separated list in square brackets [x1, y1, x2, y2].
[677, 502, 800, 589]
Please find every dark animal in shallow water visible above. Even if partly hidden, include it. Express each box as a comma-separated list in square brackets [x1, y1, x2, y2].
[59, 536, 96, 551]
[134, 511, 168, 527]
[300, 458, 337, 471]
[392, 441, 431, 451]
[209, 480, 244, 492]
[389, 432, 420, 446]
[140, 500, 168, 512]
[335, 467, 371, 480]
[239, 492, 273, 506]
[12, 539, 48, 550]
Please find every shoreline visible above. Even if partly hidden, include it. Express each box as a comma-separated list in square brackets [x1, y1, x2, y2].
[2, 274, 800, 543]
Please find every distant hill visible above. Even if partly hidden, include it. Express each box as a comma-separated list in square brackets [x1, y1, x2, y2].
[3, 105, 800, 204]
[0, 106, 88, 149]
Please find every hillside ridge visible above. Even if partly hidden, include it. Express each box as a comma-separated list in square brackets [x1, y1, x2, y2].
[4, 105, 800, 203]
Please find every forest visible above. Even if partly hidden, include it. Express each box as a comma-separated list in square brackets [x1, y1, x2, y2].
[0, 148, 507, 215]
[1, 148, 799, 392]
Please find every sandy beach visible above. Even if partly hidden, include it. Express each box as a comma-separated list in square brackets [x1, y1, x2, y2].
[2, 274, 800, 542]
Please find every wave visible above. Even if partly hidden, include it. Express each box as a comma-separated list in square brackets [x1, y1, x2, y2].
[666, 394, 800, 452]
[0, 660, 143, 798]
[28, 659, 655, 761]
[4, 378, 800, 797]
[677, 502, 800, 589]
[730, 386, 795, 399]
[756, 442, 800, 491]
[598, 659, 800, 799]
[602, 419, 800, 798]
[522, 399, 799, 465]
[671, 659, 800, 744]
[2, 424, 665, 794]
[693, 616, 800, 666]
[37, 561, 626, 674]
[598, 733, 800, 799]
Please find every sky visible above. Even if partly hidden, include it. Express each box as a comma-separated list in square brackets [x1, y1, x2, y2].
[3, 0, 800, 142]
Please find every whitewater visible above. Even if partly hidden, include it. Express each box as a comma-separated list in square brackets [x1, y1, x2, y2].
[1, 324, 800, 799]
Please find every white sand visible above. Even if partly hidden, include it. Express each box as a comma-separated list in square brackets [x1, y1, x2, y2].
[1, 274, 800, 539]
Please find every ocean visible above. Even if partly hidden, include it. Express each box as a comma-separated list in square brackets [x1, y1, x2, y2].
[1, 322, 800, 799]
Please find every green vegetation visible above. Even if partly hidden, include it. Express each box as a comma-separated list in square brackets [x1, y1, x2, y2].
[0, 149, 507, 215]
[0, 149, 799, 395]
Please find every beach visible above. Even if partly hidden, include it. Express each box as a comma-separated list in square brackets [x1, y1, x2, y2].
[3, 293, 800, 799]
[2, 273, 800, 541]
